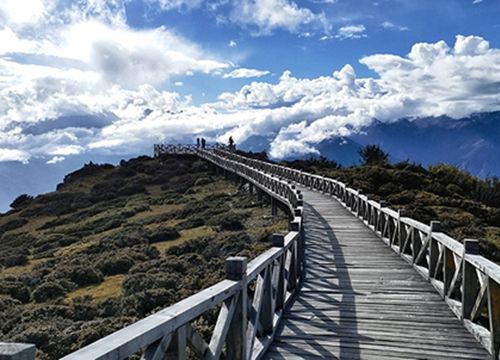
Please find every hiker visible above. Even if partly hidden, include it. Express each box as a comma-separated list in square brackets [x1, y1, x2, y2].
[201, 138, 206, 149]
[196, 138, 200, 148]
[228, 136, 236, 151]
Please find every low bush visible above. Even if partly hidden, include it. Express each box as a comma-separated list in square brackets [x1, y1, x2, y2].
[208, 212, 248, 231]
[32, 282, 67, 302]
[148, 227, 180, 243]
[69, 266, 103, 286]
[96, 256, 135, 276]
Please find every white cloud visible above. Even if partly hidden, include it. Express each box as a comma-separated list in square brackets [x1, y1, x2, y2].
[472, 0, 483, 4]
[0, 148, 30, 163]
[0, 0, 50, 27]
[381, 21, 409, 31]
[174, 81, 184, 86]
[229, 40, 237, 47]
[223, 68, 270, 79]
[336, 24, 366, 39]
[46, 155, 65, 164]
[146, 0, 204, 10]
[2, 31, 500, 163]
[230, 0, 328, 35]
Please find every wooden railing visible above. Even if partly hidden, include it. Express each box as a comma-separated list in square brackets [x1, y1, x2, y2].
[153, 143, 225, 156]
[214, 149, 500, 359]
[41, 149, 303, 360]
[3, 145, 499, 359]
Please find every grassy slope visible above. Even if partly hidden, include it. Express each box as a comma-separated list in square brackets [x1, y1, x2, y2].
[0, 154, 287, 359]
[283, 158, 500, 262]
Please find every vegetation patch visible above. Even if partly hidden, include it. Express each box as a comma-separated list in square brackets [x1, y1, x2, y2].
[66, 275, 126, 303]
[0, 154, 287, 359]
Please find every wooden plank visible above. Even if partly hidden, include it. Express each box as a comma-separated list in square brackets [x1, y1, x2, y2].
[262, 187, 490, 360]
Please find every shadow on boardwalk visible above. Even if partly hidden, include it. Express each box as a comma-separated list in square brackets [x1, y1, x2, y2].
[265, 203, 365, 359]
[265, 190, 489, 359]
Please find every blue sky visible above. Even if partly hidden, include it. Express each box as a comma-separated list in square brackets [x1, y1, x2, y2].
[1, 0, 500, 209]
[123, 0, 500, 102]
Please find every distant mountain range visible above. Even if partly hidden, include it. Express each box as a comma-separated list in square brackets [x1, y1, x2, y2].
[240, 112, 500, 178]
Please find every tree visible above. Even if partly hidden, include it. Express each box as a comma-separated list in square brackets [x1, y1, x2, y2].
[10, 194, 34, 209]
[359, 145, 389, 165]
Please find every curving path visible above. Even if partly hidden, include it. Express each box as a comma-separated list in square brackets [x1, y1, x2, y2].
[264, 188, 489, 360]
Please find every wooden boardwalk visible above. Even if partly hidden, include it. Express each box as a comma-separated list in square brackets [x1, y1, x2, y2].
[265, 188, 490, 360]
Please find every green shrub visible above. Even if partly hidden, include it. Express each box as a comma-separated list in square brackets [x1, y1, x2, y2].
[123, 272, 181, 295]
[1, 218, 28, 232]
[177, 215, 205, 230]
[208, 212, 248, 231]
[123, 288, 174, 316]
[32, 282, 66, 302]
[194, 177, 213, 186]
[69, 266, 103, 286]
[393, 170, 424, 189]
[0, 281, 31, 303]
[96, 256, 135, 276]
[148, 227, 180, 243]
[9, 194, 34, 209]
[0, 254, 28, 267]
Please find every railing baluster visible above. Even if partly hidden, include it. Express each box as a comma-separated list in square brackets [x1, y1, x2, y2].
[463, 239, 480, 321]
[225, 257, 248, 360]
[488, 279, 500, 359]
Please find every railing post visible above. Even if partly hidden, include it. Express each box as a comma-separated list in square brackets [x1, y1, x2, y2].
[356, 190, 362, 217]
[378, 201, 388, 235]
[429, 221, 441, 279]
[296, 193, 303, 207]
[273, 235, 286, 311]
[0, 343, 35, 360]
[397, 209, 407, 254]
[225, 257, 248, 360]
[462, 239, 480, 321]
[271, 197, 278, 216]
[488, 278, 500, 360]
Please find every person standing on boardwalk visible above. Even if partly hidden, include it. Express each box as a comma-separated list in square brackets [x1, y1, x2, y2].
[196, 138, 200, 148]
[201, 138, 206, 149]
[228, 136, 236, 151]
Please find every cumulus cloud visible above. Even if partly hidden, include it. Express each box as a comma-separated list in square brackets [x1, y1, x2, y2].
[230, 0, 328, 35]
[336, 24, 366, 39]
[223, 68, 271, 79]
[2, 30, 500, 164]
[46, 156, 65, 164]
[0, 0, 230, 163]
[0, 0, 51, 27]
[0, 148, 30, 163]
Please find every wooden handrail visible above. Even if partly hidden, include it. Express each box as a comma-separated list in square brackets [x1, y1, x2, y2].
[206, 148, 500, 359]
[55, 147, 304, 360]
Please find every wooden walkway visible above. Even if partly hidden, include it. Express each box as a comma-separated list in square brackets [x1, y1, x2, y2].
[264, 188, 489, 360]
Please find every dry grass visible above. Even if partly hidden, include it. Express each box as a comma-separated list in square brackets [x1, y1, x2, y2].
[153, 226, 216, 253]
[0, 258, 47, 276]
[128, 203, 184, 223]
[0, 214, 54, 235]
[55, 239, 99, 257]
[145, 185, 164, 196]
[485, 227, 500, 248]
[66, 274, 125, 303]
[190, 180, 238, 200]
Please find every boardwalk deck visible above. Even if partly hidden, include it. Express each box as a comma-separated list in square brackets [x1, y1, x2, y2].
[264, 188, 490, 360]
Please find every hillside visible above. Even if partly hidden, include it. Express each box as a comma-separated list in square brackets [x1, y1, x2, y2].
[282, 156, 500, 262]
[0, 154, 287, 359]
